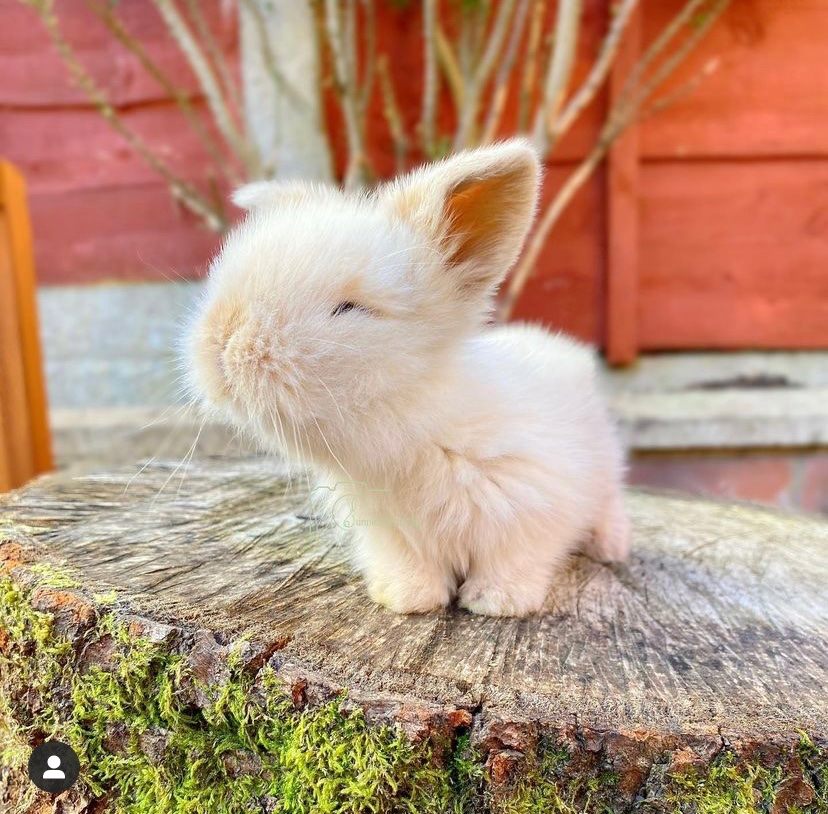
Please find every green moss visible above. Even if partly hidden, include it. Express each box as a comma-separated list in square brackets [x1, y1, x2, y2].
[25, 562, 81, 588]
[652, 742, 828, 814]
[491, 743, 619, 814]
[797, 732, 828, 814]
[1, 573, 459, 813]
[446, 732, 486, 813]
[1, 567, 826, 814]
[662, 752, 781, 814]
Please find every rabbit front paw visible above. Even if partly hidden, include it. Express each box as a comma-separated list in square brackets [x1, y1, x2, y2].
[458, 578, 547, 618]
[366, 571, 453, 614]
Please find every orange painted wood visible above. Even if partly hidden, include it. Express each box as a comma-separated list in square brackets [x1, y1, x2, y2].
[30, 183, 221, 284]
[0, 161, 53, 490]
[638, 160, 828, 349]
[640, 1, 828, 159]
[1, 2, 237, 108]
[2, 0, 828, 356]
[0, 214, 36, 493]
[605, 4, 642, 365]
[511, 164, 605, 343]
[0, 410, 12, 491]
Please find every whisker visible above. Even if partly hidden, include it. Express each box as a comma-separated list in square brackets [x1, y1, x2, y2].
[175, 416, 207, 498]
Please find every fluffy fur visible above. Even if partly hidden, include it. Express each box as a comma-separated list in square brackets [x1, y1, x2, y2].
[186, 139, 630, 617]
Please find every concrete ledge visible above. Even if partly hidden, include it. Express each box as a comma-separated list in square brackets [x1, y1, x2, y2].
[38, 283, 828, 456]
[50, 407, 257, 468]
[614, 388, 828, 450]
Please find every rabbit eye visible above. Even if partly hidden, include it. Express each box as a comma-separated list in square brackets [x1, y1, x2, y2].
[331, 301, 362, 316]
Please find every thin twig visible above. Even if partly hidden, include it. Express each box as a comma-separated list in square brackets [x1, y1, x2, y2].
[239, 0, 308, 112]
[624, 0, 712, 95]
[81, 0, 242, 185]
[420, 0, 439, 156]
[619, 0, 719, 110]
[644, 56, 720, 117]
[23, 0, 225, 230]
[457, 3, 476, 92]
[517, 0, 546, 132]
[184, 0, 244, 122]
[436, 22, 465, 111]
[545, 0, 640, 151]
[531, 0, 582, 155]
[378, 54, 409, 175]
[153, 0, 259, 176]
[481, 0, 531, 145]
[453, 0, 517, 150]
[357, 0, 377, 123]
[324, 0, 369, 188]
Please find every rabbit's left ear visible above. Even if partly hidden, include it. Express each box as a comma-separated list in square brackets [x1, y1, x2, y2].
[378, 139, 540, 296]
[231, 180, 311, 211]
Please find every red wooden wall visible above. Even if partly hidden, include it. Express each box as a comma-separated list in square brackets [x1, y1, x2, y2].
[1, 1, 827, 356]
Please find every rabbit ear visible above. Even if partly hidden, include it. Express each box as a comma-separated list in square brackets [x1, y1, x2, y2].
[380, 139, 540, 297]
[231, 181, 310, 211]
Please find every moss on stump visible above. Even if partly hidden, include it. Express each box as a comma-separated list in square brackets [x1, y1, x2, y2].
[0, 458, 826, 813]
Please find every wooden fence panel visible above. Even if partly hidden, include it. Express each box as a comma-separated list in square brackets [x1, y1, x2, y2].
[0, 162, 53, 491]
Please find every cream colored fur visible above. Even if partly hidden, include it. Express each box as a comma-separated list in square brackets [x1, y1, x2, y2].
[186, 139, 630, 617]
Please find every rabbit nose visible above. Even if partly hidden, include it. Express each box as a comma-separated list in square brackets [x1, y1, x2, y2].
[221, 322, 273, 381]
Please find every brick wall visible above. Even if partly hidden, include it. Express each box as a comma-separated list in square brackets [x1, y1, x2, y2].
[629, 451, 828, 517]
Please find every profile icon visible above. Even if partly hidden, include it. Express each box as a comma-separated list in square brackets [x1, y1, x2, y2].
[43, 754, 66, 780]
[27, 741, 80, 793]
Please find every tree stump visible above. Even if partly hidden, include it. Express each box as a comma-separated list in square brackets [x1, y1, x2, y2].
[1, 457, 826, 813]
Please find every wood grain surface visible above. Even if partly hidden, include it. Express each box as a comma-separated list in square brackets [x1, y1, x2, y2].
[2, 457, 825, 741]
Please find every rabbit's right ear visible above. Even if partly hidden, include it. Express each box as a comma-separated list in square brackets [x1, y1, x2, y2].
[378, 139, 540, 299]
[231, 181, 310, 211]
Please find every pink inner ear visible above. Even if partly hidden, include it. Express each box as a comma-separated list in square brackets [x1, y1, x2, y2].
[442, 168, 529, 281]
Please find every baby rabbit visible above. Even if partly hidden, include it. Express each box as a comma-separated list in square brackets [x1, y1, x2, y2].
[187, 138, 630, 617]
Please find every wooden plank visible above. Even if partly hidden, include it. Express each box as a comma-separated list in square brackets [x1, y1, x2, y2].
[0, 2, 237, 107]
[0, 207, 35, 491]
[511, 164, 605, 343]
[641, 0, 828, 158]
[0, 162, 52, 476]
[29, 183, 222, 284]
[0, 400, 12, 491]
[639, 159, 828, 349]
[0, 105, 226, 193]
[604, 3, 642, 364]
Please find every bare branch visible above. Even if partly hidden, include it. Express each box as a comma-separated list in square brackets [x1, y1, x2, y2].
[502, 0, 732, 320]
[357, 0, 377, 123]
[239, 0, 308, 113]
[531, 0, 582, 155]
[420, 0, 439, 156]
[22, 0, 226, 231]
[644, 56, 721, 118]
[436, 22, 465, 111]
[517, 0, 546, 132]
[626, 0, 712, 93]
[378, 54, 409, 175]
[544, 0, 640, 151]
[184, 0, 243, 121]
[152, 0, 259, 176]
[620, 0, 722, 107]
[481, 0, 532, 145]
[324, 0, 369, 188]
[453, 0, 517, 150]
[81, 0, 242, 185]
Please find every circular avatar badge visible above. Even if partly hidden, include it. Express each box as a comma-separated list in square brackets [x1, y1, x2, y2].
[27, 741, 80, 794]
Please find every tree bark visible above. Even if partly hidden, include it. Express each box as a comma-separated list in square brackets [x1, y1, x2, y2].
[1, 458, 826, 812]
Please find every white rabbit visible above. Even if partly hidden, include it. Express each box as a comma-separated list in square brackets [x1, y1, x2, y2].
[186, 139, 630, 617]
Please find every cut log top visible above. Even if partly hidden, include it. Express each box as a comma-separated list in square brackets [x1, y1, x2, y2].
[2, 457, 826, 745]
